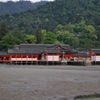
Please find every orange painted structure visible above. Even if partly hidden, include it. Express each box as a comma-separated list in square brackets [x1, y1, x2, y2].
[0, 44, 94, 65]
[1, 45, 100, 65]
[0, 51, 10, 63]
[90, 49, 100, 61]
[0, 44, 77, 64]
[10, 54, 38, 62]
[72, 51, 91, 61]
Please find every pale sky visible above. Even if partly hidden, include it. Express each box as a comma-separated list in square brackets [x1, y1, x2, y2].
[0, 0, 55, 3]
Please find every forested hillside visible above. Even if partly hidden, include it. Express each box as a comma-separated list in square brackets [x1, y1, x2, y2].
[0, 1, 47, 15]
[0, 0, 100, 51]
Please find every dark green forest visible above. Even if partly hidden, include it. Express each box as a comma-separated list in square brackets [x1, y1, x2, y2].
[0, 1, 47, 15]
[0, 0, 100, 51]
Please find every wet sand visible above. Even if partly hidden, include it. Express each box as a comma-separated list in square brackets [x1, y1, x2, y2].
[0, 64, 100, 100]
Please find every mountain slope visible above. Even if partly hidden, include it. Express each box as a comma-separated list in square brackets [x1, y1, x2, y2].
[0, 1, 47, 15]
[0, 0, 100, 33]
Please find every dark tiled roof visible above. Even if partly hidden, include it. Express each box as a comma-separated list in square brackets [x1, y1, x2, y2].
[46, 44, 70, 49]
[0, 51, 9, 56]
[46, 44, 77, 54]
[8, 44, 77, 54]
[8, 48, 41, 54]
[91, 49, 100, 54]
[20, 44, 50, 49]
[72, 51, 90, 57]
[46, 44, 60, 48]
[62, 49, 77, 54]
[60, 45, 71, 50]
[45, 49, 61, 53]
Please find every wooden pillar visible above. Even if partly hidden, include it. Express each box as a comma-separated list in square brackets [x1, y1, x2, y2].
[95, 54, 96, 65]
[47, 61, 48, 65]
[9, 54, 12, 64]
[31, 54, 33, 65]
[37, 54, 38, 65]
[21, 54, 22, 65]
[53, 54, 54, 65]
[15, 54, 17, 65]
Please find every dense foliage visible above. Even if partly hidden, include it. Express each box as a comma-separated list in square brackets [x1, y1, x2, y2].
[0, 1, 47, 15]
[0, 0, 100, 51]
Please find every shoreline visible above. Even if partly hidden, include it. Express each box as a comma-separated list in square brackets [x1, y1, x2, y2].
[1, 64, 100, 71]
[0, 65, 100, 100]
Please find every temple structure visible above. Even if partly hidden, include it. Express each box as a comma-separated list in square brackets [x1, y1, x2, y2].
[90, 49, 100, 65]
[72, 51, 90, 61]
[7, 44, 77, 64]
[0, 51, 9, 63]
[90, 49, 100, 61]
[1, 44, 99, 65]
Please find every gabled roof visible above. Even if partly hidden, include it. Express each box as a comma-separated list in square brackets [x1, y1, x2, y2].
[0, 51, 9, 56]
[8, 44, 77, 54]
[46, 44, 70, 49]
[20, 44, 49, 49]
[46, 44, 61, 48]
[45, 49, 61, 54]
[72, 51, 90, 57]
[91, 49, 100, 54]
[46, 44, 77, 54]
[8, 44, 49, 54]
[8, 48, 41, 54]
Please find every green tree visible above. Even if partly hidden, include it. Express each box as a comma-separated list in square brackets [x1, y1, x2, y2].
[0, 33, 22, 51]
[44, 31, 57, 44]
[79, 24, 97, 49]
[0, 22, 9, 40]
[11, 30, 26, 43]
[35, 29, 42, 43]
[64, 31, 79, 47]
[74, 20, 85, 34]
[25, 35, 36, 43]
[40, 30, 47, 43]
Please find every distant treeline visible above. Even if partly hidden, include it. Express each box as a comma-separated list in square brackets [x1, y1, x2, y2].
[0, 0, 100, 50]
[0, 1, 47, 15]
[0, 21, 99, 51]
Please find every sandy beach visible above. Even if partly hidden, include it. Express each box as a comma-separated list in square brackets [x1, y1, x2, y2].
[0, 64, 100, 100]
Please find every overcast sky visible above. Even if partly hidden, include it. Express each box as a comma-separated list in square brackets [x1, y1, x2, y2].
[0, 0, 55, 3]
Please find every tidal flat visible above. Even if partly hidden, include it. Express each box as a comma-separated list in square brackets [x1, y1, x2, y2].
[0, 64, 100, 100]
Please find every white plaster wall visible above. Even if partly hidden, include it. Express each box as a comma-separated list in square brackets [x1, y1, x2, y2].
[91, 56, 95, 61]
[11, 58, 16, 61]
[46, 55, 59, 61]
[46, 56, 53, 61]
[91, 56, 100, 61]
[54, 56, 59, 61]
[32, 58, 37, 61]
[11, 58, 37, 61]
[95, 56, 100, 61]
